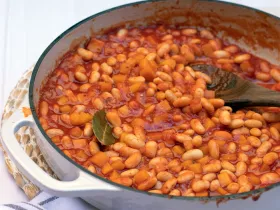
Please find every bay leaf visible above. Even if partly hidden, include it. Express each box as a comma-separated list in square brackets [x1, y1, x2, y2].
[92, 110, 115, 145]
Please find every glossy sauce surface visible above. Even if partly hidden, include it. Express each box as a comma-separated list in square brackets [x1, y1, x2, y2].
[38, 25, 280, 197]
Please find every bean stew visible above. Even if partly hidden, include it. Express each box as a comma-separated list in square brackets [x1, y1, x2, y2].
[38, 25, 280, 197]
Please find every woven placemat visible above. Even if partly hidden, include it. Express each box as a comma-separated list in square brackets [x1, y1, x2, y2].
[0, 67, 58, 199]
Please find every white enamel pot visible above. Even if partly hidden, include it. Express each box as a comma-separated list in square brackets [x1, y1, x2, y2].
[2, 0, 280, 209]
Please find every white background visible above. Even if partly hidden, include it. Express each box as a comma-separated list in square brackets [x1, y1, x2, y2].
[0, 0, 280, 205]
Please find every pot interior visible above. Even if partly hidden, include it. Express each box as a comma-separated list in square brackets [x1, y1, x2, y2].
[30, 0, 280, 201]
[31, 0, 280, 106]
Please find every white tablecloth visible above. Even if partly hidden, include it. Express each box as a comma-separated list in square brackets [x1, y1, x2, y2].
[0, 0, 280, 205]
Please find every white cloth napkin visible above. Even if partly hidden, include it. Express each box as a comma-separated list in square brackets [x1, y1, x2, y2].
[0, 192, 96, 210]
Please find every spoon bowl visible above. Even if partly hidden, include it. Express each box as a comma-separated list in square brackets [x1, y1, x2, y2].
[191, 64, 280, 110]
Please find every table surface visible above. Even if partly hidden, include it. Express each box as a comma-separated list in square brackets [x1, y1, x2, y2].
[1, 0, 280, 205]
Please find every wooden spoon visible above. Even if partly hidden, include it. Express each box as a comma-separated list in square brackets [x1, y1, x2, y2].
[191, 64, 280, 110]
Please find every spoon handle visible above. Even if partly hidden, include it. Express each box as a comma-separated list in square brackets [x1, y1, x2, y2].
[224, 82, 280, 108]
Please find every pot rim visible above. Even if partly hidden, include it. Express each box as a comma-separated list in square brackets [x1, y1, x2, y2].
[29, 0, 280, 201]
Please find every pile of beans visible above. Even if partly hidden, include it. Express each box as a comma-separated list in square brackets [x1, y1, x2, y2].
[38, 25, 280, 197]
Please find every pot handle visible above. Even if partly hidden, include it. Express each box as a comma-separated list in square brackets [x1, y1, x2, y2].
[1, 110, 120, 197]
